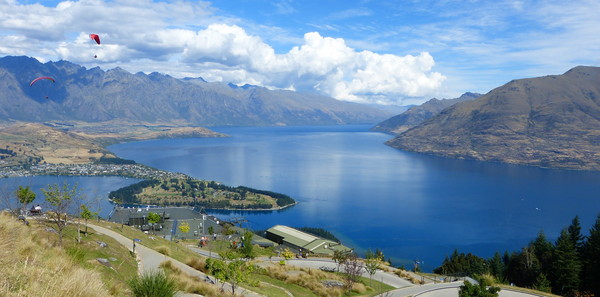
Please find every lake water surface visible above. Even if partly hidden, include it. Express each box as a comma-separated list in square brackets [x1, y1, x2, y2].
[0, 176, 142, 218]
[106, 125, 600, 271]
[3, 125, 599, 271]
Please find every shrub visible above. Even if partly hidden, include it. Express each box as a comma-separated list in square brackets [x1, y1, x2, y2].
[159, 261, 182, 274]
[155, 245, 171, 256]
[479, 273, 497, 285]
[185, 257, 207, 272]
[352, 282, 367, 294]
[128, 270, 177, 297]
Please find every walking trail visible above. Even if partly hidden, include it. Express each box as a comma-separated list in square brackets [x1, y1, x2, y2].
[88, 223, 264, 297]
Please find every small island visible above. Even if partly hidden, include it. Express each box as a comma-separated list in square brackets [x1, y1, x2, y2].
[109, 177, 296, 210]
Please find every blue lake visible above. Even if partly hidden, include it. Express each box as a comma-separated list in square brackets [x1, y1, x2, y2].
[0, 175, 142, 218]
[3, 125, 599, 271]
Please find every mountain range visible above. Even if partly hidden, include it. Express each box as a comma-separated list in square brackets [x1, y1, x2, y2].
[385, 66, 600, 170]
[0, 56, 390, 126]
[371, 92, 481, 134]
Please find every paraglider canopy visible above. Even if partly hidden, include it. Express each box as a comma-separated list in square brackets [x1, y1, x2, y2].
[29, 76, 55, 87]
[89, 34, 101, 45]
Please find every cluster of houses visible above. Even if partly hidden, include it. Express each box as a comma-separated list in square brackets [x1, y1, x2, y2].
[108, 206, 351, 256]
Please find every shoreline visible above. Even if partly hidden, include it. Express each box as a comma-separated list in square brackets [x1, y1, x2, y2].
[2, 163, 297, 212]
[108, 200, 298, 212]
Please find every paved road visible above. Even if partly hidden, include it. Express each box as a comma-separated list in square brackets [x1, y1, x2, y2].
[377, 281, 548, 297]
[89, 223, 264, 297]
[376, 281, 462, 297]
[283, 258, 414, 288]
[187, 245, 415, 289]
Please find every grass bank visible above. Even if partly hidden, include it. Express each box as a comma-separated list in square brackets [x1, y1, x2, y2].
[0, 213, 137, 296]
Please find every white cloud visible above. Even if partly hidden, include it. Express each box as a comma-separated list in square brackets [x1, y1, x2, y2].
[180, 26, 445, 103]
[0, 0, 445, 105]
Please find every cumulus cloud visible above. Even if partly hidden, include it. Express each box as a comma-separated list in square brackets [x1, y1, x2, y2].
[181, 25, 445, 103]
[0, 0, 445, 104]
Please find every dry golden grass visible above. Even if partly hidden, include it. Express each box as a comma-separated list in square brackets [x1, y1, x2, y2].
[394, 269, 424, 284]
[352, 282, 367, 294]
[185, 257, 208, 273]
[264, 264, 346, 297]
[0, 212, 111, 297]
[160, 260, 232, 297]
[155, 245, 171, 256]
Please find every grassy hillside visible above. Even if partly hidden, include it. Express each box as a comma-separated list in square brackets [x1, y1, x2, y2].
[0, 121, 225, 168]
[0, 212, 137, 296]
[0, 122, 117, 166]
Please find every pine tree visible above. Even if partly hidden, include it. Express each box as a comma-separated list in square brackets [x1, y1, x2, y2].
[531, 231, 554, 280]
[533, 273, 552, 293]
[568, 216, 585, 254]
[488, 252, 504, 281]
[552, 229, 581, 296]
[506, 247, 541, 287]
[582, 214, 600, 296]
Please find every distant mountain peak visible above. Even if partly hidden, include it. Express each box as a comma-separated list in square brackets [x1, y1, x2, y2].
[182, 76, 206, 82]
[386, 65, 600, 171]
[0, 55, 390, 126]
[371, 92, 481, 134]
[227, 82, 258, 90]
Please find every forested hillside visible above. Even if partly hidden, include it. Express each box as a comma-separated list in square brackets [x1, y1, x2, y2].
[435, 215, 600, 297]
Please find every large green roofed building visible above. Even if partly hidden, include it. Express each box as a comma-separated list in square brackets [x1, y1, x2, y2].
[265, 225, 351, 256]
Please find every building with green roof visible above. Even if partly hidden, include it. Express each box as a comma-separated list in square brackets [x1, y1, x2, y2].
[265, 225, 351, 256]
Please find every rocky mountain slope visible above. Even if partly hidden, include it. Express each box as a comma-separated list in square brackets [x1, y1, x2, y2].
[0, 56, 390, 126]
[387, 66, 600, 170]
[372, 92, 481, 134]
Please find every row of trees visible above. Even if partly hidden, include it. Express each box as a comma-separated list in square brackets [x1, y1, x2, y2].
[297, 227, 340, 242]
[435, 215, 600, 297]
[108, 179, 160, 203]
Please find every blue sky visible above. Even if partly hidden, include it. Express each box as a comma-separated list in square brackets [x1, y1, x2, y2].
[1, 0, 599, 105]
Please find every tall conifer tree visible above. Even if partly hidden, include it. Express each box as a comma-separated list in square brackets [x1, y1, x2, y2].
[552, 229, 581, 296]
[531, 231, 554, 280]
[582, 214, 600, 296]
[568, 216, 584, 254]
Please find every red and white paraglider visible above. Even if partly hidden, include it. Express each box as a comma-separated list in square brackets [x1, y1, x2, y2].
[89, 34, 101, 45]
[89, 33, 101, 58]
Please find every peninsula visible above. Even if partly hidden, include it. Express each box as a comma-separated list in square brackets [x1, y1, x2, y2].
[108, 177, 297, 210]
